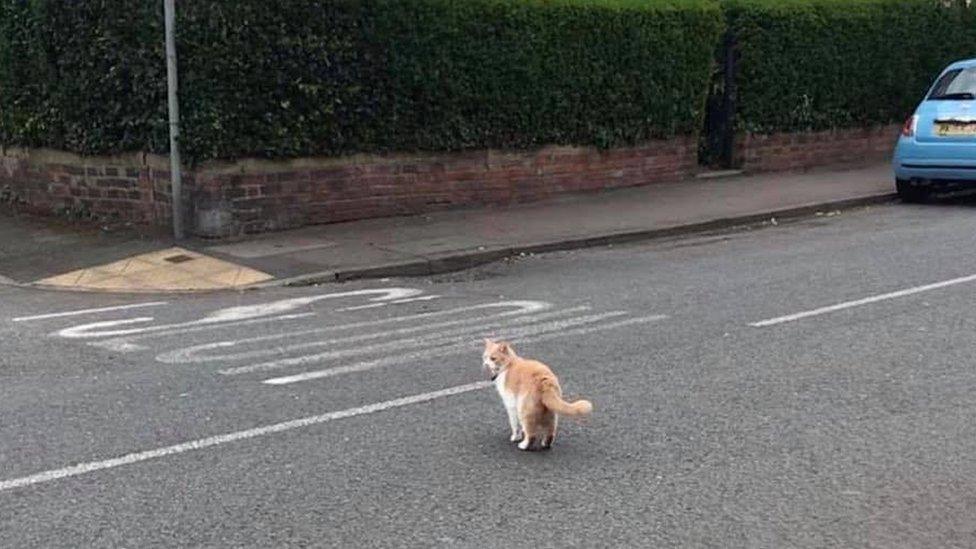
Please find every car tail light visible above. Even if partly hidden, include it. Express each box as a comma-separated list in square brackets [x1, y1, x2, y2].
[902, 115, 918, 137]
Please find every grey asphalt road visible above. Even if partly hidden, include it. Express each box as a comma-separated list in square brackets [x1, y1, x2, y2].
[3, 201, 976, 548]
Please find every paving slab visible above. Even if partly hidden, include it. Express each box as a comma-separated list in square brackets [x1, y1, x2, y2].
[34, 247, 273, 292]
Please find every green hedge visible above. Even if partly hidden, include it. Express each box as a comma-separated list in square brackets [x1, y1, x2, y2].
[0, 1, 169, 154]
[0, 0, 723, 162]
[4, 0, 975, 166]
[724, 0, 976, 134]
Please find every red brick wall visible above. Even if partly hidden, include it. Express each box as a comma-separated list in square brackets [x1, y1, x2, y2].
[0, 149, 176, 225]
[2, 141, 696, 236]
[2, 128, 898, 236]
[191, 140, 697, 235]
[736, 125, 900, 173]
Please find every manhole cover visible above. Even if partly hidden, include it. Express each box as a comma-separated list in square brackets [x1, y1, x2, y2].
[164, 254, 196, 264]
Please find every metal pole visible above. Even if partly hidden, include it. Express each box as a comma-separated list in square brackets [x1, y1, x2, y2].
[164, 0, 184, 239]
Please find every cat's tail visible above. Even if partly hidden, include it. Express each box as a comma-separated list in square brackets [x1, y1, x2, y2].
[540, 381, 592, 417]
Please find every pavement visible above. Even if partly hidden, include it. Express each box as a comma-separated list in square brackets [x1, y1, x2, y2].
[3, 198, 976, 547]
[0, 163, 894, 292]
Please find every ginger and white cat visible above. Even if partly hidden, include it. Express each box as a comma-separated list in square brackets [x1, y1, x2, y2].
[482, 339, 592, 451]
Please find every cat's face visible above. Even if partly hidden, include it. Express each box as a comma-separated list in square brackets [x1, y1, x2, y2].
[482, 339, 513, 380]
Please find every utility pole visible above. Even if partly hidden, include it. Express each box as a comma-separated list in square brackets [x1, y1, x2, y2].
[163, 0, 184, 239]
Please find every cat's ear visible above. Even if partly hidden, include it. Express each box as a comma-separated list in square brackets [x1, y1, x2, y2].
[498, 342, 513, 355]
[484, 338, 493, 346]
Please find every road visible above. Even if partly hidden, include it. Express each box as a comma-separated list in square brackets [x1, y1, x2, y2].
[2, 201, 976, 548]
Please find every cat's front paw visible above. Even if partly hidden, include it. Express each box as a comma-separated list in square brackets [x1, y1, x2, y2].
[517, 439, 532, 451]
[510, 431, 524, 443]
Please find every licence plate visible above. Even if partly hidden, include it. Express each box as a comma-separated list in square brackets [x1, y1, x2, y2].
[935, 121, 976, 136]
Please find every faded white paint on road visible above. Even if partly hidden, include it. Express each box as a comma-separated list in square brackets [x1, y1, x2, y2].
[263, 314, 668, 385]
[156, 301, 552, 364]
[0, 286, 666, 493]
[56, 288, 420, 339]
[242, 310, 624, 377]
[13, 302, 168, 322]
[750, 272, 976, 327]
[0, 381, 491, 494]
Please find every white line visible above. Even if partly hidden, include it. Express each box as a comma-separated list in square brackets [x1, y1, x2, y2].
[263, 314, 666, 385]
[0, 381, 490, 494]
[201, 288, 422, 324]
[154, 300, 548, 362]
[218, 308, 600, 375]
[12, 302, 168, 322]
[255, 300, 549, 339]
[108, 301, 546, 355]
[57, 288, 422, 339]
[90, 313, 317, 353]
[57, 317, 157, 339]
[337, 303, 386, 312]
[336, 295, 441, 312]
[750, 273, 976, 327]
[391, 295, 441, 304]
[164, 304, 578, 366]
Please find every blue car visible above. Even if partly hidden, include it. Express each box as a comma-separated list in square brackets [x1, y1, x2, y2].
[894, 58, 976, 201]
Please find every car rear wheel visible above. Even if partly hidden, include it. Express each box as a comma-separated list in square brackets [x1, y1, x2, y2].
[896, 179, 928, 203]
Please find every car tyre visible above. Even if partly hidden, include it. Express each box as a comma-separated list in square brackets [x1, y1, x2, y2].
[896, 179, 928, 203]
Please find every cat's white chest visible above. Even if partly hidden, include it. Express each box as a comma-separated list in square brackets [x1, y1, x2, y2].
[494, 371, 516, 408]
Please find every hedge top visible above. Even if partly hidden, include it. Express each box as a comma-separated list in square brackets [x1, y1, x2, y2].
[0, 0, 723, 163]
[724, 0, 976, 134]
[1, 0, 973, 163]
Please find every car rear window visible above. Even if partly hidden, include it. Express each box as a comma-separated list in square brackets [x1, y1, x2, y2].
[928, 67, 976, 100]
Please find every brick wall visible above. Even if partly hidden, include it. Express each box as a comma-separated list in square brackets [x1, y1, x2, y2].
[736, 125, 900, 173]
[1, 139, 696, 237]
[1, 128, 898, 237]
[192, 140, 697, 235]
[0, 148, 178, 225]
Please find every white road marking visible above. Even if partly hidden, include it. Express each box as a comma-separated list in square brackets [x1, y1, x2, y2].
[750, 273, 976, 327]
[337, 296, 441, 312]
[391, 295, 441, 304]
[57, 288, 422, 339]
[151, 300, 547, 361]
[200, 288, 422, 324]
[12, 302, 168, 323]
[96, 301, 549, 354]
[161, 303, 573, 365]
[239, 300, 547, 340]
[58, 317, 157, 338]
[263, 314, 666, 385]
[0, 381, 491, 494]
[336, 303, 386, 312]
[90, 313, 317, 353]
[218, 308, 597, 375]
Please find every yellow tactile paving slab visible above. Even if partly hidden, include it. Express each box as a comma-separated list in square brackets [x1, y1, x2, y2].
[34, 247, 274, 292]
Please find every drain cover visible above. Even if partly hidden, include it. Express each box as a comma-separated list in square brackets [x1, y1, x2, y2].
[164, 254, 196, 264]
